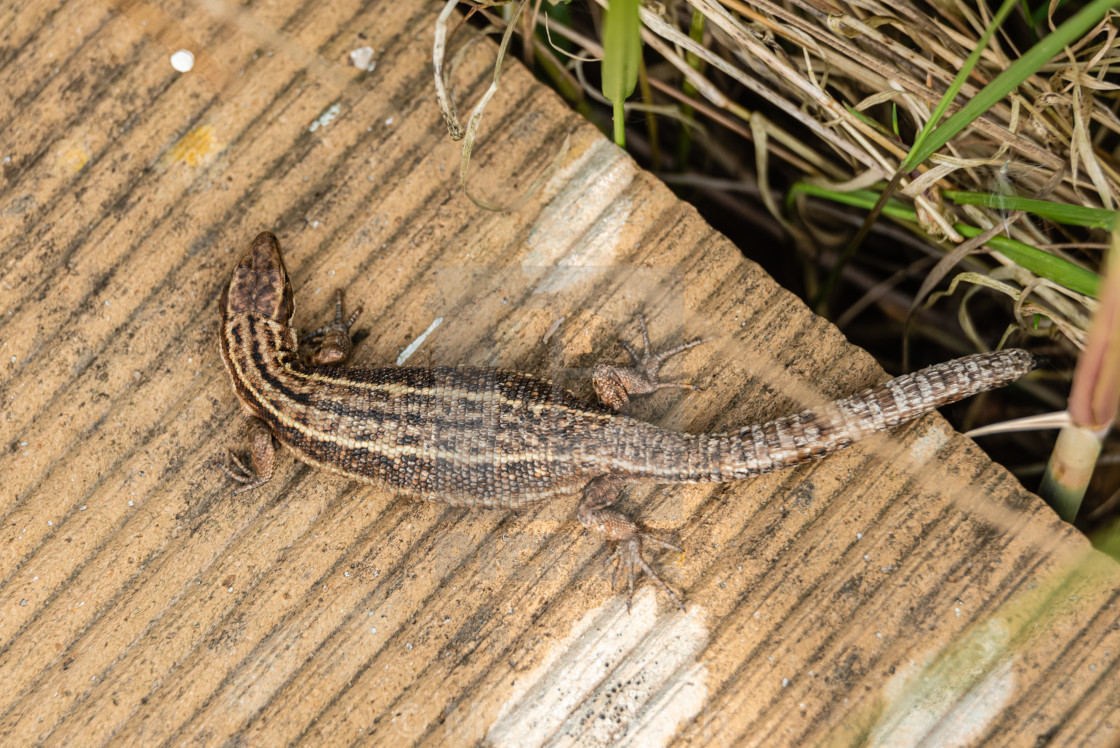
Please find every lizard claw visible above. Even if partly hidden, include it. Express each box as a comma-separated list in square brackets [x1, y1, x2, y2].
[218, 418, 277, 495]
[579, 476, 685, 611]
[606, 533, 684, 611]
[219, 450, 265, 494]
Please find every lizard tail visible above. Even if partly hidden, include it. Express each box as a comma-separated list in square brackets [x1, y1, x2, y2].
[638, 349, 1037, 483]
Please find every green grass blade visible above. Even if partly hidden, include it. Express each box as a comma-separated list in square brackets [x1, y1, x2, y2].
[906, 0, 1019, 169]
[955, 225, 1101, 297]
[944, 191, 1118, 229]
[906, 0, 1120, 169]
[787, 183, 918, 222]
[602, 0, 641, 147]
[789, 182, 1102, 297]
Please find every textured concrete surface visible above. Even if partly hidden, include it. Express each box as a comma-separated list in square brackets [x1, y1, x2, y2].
[1, 1, 1117, 745]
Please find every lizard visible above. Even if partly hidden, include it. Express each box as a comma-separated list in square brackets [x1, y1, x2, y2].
[218, 231, 1037, 608]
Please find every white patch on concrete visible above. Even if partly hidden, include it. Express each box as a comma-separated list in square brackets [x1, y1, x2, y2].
[908, 429, 949, 464]
[523, 141, 638, 293]
[867, 618, 1015, 747]
[397, 317, 443, 365]
[309, 103, 341, 132]
[488, 588, 709, 748]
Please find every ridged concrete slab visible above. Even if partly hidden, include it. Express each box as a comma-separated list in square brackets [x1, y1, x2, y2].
[1, 1, 1116, 745]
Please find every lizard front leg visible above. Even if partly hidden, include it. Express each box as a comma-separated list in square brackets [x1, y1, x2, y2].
[302, 288, 363, 365]
[221, 289, 361, 494]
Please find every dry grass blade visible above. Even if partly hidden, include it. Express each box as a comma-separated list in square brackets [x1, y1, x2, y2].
[534, 0, 1118, 354]
[435, 0, 570, 211]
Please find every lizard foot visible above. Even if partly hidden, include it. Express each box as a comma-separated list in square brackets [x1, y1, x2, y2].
[218, 418, 276, 495]
[302, 289, 363, 366]
[578, 477, 684, 610]
[220, 450, 269, 495]
[607, 533, 684, 611]
[592, 313, 711, 410]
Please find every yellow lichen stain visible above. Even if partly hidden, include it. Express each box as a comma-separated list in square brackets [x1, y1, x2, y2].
[168, 124, 219, 166]
[59, 143, 89, 174]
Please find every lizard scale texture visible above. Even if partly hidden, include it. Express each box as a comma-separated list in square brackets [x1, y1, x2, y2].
[219, 232, 1036, 509]
[218, 232, 1036, 604]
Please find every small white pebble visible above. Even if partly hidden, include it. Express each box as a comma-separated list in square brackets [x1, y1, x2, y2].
[170, 49, 195, 72]
[349, 46, 376, 71]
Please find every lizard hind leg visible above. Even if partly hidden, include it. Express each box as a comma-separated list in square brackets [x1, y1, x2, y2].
[577, 475, 684, 610]
[592, 314, 711, 411]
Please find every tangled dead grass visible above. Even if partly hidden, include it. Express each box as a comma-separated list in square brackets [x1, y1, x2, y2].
[439, 0, 1117, 358]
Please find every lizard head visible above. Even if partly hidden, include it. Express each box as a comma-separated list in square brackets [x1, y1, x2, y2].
[220, 231, 295, 325]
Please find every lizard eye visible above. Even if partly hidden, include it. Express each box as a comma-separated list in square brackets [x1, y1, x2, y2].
[276, 275, 294, 325]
